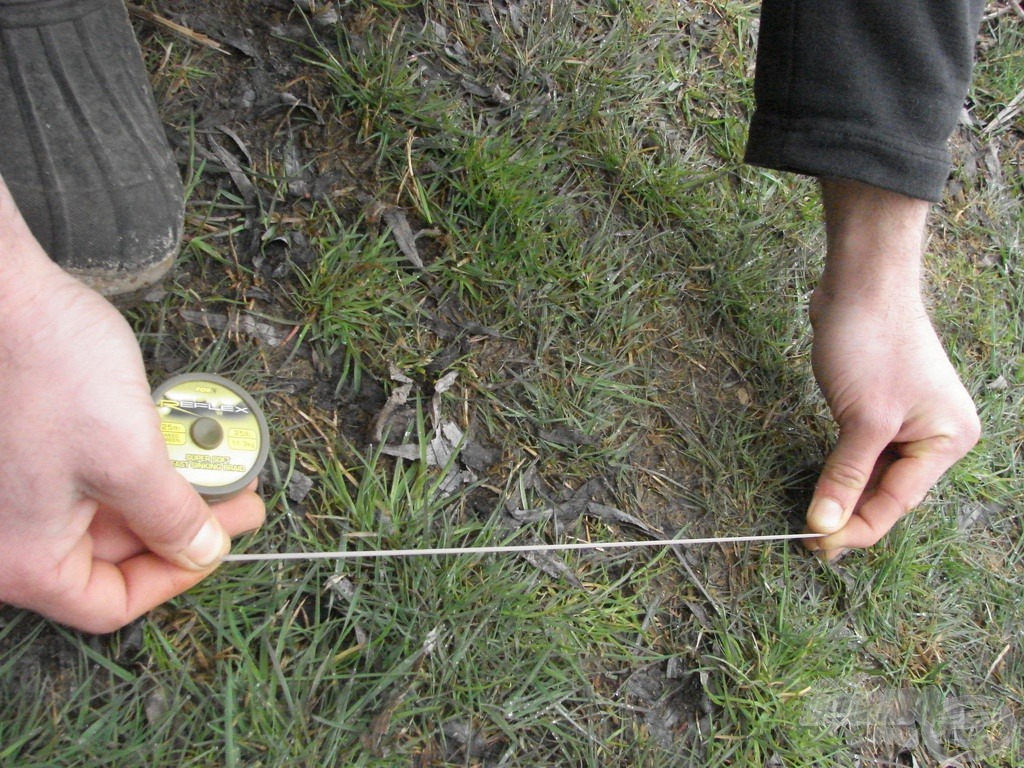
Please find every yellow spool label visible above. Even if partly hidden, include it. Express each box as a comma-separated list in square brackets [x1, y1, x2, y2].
[153, 374, 268, 500]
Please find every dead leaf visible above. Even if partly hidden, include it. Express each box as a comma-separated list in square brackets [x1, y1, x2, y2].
[126, 4, 228, 53]
[586, 502, 662, 538]
[520, 548, 583, 587]
[324, 574, 369, 646]
[958, 501, 1007, 532]
[204, 137, 258, 207]
[368, 369, 413, 443]
[986, 375, 1010, 391]
[381, 207, 424, 269]
[144, 685, 169, 725]
[434, 371, 459, 394]
[217, 124, 253, 168]
[286, 470, 314, 502]
[388, 363, 414, 385]
[430, 370, 459, 427]
[283, 133, 311, 198]
[441, 719, 492, 760]
[536, 424, 599, 447]
[984, 86, 1024, 135]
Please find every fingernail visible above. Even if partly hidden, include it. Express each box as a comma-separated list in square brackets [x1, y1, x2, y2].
[808, 498, 844, 533]
[185, 519, 230, 568]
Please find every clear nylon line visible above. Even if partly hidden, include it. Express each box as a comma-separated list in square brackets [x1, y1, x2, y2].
[223, 532, 826, 562]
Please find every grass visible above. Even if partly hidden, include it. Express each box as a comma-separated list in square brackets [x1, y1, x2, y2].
[1, 1, 1022, 766]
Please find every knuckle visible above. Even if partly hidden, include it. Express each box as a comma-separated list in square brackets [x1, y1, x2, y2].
[874, 486, 914, 518]
[842, 406, 901, 434]
[958, 411, 982, 449]
[89, 430, 167, 488]
[76, 611, 131, 635]
[821, 459, 872, 491]
[143, 492, 203, 550]
[933, 412, 982, 458]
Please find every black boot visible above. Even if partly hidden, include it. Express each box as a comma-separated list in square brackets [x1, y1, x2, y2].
[0, 0, 183, 297]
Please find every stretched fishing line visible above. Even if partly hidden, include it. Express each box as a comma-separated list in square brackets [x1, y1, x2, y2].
[223, 532, 826, 562]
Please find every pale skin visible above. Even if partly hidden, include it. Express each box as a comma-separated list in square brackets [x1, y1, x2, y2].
[0, 178, 266, 634]
[804, 178, 981, 558]
[0, 174, 978, 631]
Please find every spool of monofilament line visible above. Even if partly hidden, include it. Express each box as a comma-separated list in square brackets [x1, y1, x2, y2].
[153, 373, 269, 502]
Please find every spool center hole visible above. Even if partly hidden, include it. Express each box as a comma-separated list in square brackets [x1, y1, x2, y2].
[190, 417, 224, 450]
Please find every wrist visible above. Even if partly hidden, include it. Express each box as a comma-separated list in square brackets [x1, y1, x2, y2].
[816, 178, 931, 304]
[0, 177, 72, 318]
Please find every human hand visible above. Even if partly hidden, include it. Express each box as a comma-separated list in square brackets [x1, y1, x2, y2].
[804, 291, 980, 557]
[0, 182, 265, 633]
[803, 180, 980, 558]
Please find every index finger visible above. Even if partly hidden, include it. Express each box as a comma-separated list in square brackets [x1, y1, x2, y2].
[32, 545, 217, 634]
[34, 488, 264, 633]
[90, 481, 265, 563]
[806, 449, 956, 553]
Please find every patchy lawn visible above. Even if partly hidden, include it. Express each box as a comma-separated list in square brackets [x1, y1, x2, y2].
[1, 1, 1021, 765]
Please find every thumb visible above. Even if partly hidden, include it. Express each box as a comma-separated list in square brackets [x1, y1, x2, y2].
[807, 426, 892, 535]
[92, 455, 231, 571]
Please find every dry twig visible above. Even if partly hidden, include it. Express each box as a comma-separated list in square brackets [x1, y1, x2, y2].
[126, 4, 228, 54]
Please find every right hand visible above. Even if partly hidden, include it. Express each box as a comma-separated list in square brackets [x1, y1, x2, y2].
[802, 179, 980, 558]
[804, 288, 980, 556]
[0, 181, 265, 634]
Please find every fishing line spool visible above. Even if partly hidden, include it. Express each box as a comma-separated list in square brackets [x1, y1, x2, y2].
[153, 373, 269, 502]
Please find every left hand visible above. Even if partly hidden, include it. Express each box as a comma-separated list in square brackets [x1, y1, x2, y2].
[0, 183, 266, 632]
